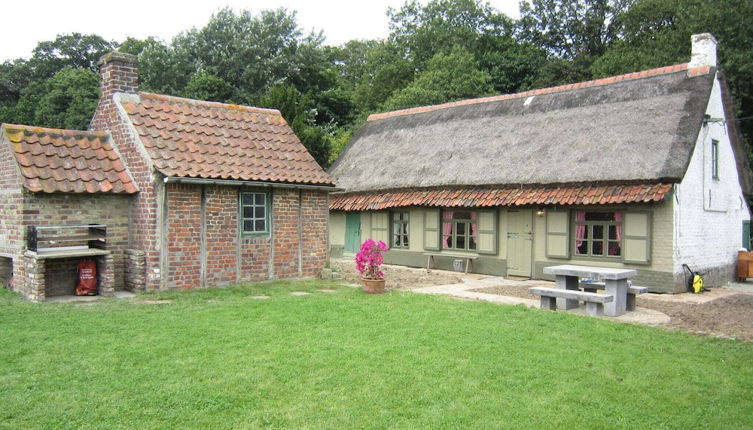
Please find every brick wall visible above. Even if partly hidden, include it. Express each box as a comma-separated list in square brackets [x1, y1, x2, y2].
[301, 191, 329, 276]
[273, 189, 301, 278]
[204, 186, 238, 286]
[90, 52, 161, 290]
[675, 77, 751, 289]
[22, 193, 131, 290]
[0, 129, 23, 256]
[165, 183, 202, 289]
[163, 184, 329, 289]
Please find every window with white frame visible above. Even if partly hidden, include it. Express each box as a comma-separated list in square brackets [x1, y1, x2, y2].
[711, 139, 720, 180]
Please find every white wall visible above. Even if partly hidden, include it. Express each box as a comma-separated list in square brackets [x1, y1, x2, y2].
[674, 74, 751, 284]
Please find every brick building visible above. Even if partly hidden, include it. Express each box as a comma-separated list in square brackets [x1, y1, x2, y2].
[0, 52, 336, 300]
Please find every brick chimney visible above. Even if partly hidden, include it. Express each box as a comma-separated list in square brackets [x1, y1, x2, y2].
[98, 52, 139, 98]
[90, 52, 138, 131]
[690, 33, 717, 68]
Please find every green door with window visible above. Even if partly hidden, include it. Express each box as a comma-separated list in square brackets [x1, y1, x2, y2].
[345, 212, 361, 255]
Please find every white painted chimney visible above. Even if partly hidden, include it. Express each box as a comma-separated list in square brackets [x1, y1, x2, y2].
[690, 33, 717, 68]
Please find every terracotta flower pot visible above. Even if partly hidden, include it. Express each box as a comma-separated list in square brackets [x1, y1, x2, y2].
[361, 278, 386, 294]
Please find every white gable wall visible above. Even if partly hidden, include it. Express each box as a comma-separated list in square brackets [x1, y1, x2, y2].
[674, 74, 750, 287]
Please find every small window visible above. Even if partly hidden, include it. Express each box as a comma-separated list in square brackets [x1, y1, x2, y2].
[711, 139, 719, 180]
[574, 211, 622, 258]
[391, 211, 410, 248]
[241, 191, 269, 235]
[442, 210, 477, 251]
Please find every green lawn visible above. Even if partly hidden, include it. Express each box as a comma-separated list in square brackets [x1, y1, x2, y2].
[1, 281, 752, 429]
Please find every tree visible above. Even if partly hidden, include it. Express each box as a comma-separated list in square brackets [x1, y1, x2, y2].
[260, 83, 332, 168]
[29, 33, 115, 79]
[388, 0, 513, 68]
[382, 46, 494, 111]
[518, 0, 635, 60]
[9, 67, 99, 130]
[591, 0, 753, 158]
[183, 71, 234, 102]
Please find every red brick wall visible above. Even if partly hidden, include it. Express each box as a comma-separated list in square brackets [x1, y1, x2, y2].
[273, 189, 301, 278]
[90, 52, 162, 290]
[301, 191, 329, 276]
[163, 184, 329, 289]
[165, 183, 202, 289]
[204, 186, 238, 286]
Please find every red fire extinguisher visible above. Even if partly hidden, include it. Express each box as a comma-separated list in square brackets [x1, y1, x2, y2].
[75, 260, 97, 296]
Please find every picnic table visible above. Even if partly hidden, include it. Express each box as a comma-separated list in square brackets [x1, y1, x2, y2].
[543, 265, 636, 317]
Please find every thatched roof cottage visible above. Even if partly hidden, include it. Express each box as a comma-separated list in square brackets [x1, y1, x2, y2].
[328, 34, 752, 293]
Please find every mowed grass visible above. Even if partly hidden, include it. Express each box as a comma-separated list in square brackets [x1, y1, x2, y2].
[1, 281, 752, 429]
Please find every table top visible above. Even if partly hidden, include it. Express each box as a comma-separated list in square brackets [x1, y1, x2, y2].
[543, 264, 636, 280]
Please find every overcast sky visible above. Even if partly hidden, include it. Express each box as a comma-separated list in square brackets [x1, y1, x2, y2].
[0, 0, 521, 62]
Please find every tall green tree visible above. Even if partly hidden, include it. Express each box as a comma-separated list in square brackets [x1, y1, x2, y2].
[382, 46, 494, 110]
[518, 0, 636, 85]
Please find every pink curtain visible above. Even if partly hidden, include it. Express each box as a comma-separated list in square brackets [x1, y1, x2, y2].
[614, 211, 623, 241]
[470, 211, 478, 241]
[442, 211, 454, 248]
[575, 211, 586, 247]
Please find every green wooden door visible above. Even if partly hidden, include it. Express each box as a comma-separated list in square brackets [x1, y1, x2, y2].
[744, 220, 751, 250]
[507, 209, 533, 277]
[344, 212, 361, 255]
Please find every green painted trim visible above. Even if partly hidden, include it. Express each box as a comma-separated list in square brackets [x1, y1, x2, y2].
[477, 209, 498, 255]
[240, 189, 271, 237]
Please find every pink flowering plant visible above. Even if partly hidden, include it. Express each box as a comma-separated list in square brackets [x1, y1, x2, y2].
[355, 238, 388, 280]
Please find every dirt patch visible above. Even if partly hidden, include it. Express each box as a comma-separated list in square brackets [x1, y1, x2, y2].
[637, 294, 753, 342]
[330, 258, 463, 290]
[132, 299, 173, 305]
[473, 284, 753, 342]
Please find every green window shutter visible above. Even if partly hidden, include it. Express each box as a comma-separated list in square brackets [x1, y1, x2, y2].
[743, 220, 751, 249]
[371, 212, 389, 245]
[546, 210, 570, 259]
[623, 211, 652, 264]
[476, 209, 498, 255]
[423, 209, 441, 251]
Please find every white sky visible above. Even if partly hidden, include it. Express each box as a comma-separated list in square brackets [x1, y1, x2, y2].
[0, 0, 521, 62]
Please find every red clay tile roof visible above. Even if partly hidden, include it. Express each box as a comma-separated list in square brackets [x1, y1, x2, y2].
[329, 184, 673, 211]
[2, 124, 138, 194]
[120, 93, 336, 186]
[368, 63, 709, 121]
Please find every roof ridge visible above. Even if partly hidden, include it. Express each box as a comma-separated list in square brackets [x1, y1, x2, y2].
[138, 92, 282, 116]
[367, 63, 710, 121]
[1, 123, 109, 138]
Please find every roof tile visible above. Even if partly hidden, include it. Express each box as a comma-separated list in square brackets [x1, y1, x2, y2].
[119, 93, 335, 187]
[2, 124, 138, 194]
[330, 184, 673, 211]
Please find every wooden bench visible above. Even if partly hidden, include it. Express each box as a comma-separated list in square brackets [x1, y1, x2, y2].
[578, 281, 648, 311]
[529, 287, 613, 317]
[424, 252, 478, 274]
